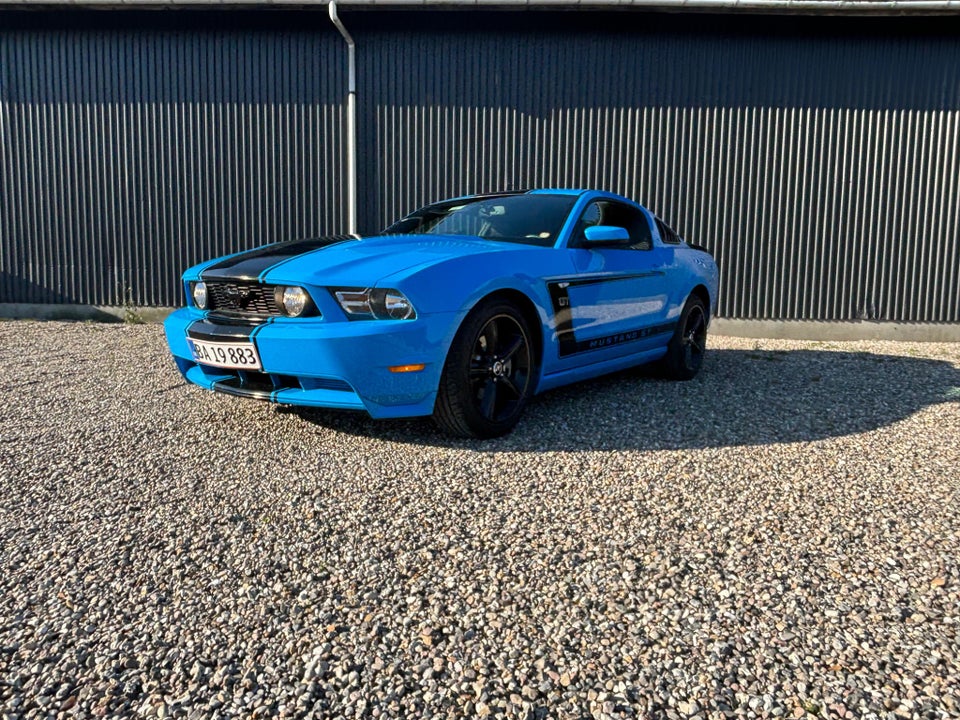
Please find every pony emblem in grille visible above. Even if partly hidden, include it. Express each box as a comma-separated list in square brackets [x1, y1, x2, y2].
[223, 285, 253, 309]
[208, 282, 277, 316]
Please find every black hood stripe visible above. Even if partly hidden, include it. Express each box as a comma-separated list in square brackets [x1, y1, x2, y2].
[200, 235, 355, 281]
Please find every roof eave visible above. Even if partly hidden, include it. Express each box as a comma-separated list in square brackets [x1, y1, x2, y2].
[2, 0, 960, 14]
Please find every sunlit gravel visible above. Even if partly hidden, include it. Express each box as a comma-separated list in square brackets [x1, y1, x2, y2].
[1, 321, 958, 720]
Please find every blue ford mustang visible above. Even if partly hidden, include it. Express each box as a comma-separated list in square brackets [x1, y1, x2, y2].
[165, 189, 719, 437]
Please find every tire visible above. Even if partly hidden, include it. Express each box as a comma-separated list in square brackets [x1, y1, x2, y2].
[662, 295, 708, 380]
[434, 299, 536, 438]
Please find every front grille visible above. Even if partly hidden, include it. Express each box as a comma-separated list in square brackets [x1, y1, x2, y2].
[207, 281, 280, 317]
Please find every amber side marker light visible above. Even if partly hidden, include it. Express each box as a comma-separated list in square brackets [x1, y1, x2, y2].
[389, 363, 426, 373]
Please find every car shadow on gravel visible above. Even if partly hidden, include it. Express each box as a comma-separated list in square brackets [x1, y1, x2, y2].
[281, 349, 960, 452]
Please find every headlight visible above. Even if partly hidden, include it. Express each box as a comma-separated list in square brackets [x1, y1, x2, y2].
[382, 291, 415, 320]
[274, 286, 310, 317]
[192, 281, 208, 309]
[333, 288, 417, 320]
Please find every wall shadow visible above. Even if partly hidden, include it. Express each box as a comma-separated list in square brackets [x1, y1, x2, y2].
[0, 272, 79, 305]
[282, 349, 960, 453]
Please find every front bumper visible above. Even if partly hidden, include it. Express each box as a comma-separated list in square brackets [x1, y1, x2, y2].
[164, 308, 456, 419]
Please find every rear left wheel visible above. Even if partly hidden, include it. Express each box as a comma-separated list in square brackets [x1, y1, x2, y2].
[433, 300, 535, 438]
[662, 295, 708, 380]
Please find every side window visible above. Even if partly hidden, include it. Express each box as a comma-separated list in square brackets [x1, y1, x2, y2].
[572, 200, 653, 250]
[655, 217, 682, 245]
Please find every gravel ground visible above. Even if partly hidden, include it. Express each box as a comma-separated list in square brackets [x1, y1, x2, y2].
[1, 320, 959, 720]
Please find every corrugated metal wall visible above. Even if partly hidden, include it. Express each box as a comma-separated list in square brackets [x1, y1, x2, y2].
[358, 16, 960, 323]
[1, 11, 958, 321]
[0, 21, 345, 306]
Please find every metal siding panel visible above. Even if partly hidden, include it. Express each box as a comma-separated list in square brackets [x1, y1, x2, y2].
[1, 12, 959, 322]
[0, 36, 9, 302]
[0, 22, 345, 307]
[355, 18, 959, 323]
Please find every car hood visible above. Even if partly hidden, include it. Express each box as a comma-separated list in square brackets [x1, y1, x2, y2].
[199, 234, 516, 286]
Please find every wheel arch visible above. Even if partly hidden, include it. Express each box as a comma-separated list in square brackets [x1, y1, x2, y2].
[433, 287, 543, 438]
[689, 284, 712, 322]
[470, 288, 544, 374]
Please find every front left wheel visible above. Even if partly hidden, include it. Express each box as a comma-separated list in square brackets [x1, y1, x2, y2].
[433, 299, 535, 438]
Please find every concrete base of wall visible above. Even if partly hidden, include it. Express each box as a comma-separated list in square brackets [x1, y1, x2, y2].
[711, 318, 960, 342]
[0, 303, 175, 324]
[2, 304, 959, 342]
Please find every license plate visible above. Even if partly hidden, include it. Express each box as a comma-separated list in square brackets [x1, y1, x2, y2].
[188, 338, 262, 370]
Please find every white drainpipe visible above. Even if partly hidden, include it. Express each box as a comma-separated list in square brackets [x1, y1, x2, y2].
[328, 0, 358, 236]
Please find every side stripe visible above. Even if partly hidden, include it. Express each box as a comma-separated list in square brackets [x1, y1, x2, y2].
[546, 273, 674, 358]
[566, 322, 677, 356]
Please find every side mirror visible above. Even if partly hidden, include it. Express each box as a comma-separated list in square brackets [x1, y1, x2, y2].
[583, 225, 630, 245]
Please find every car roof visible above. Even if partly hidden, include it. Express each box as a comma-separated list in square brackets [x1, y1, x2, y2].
[425, 188, 644, 210]
[526, 188, 587, 197]
[441, 188, 589, 203]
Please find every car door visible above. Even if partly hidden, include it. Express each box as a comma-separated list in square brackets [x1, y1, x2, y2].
[548, 199, 676, 367]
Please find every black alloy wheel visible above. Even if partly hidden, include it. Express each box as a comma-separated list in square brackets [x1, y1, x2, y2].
[434, 300, 535, 438]
[663, 295, 708, 380]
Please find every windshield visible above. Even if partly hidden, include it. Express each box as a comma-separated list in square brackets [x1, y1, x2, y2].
[381, 194, 577, 247]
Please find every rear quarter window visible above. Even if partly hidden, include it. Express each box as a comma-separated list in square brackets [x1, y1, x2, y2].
[655, 217, 682, 245]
